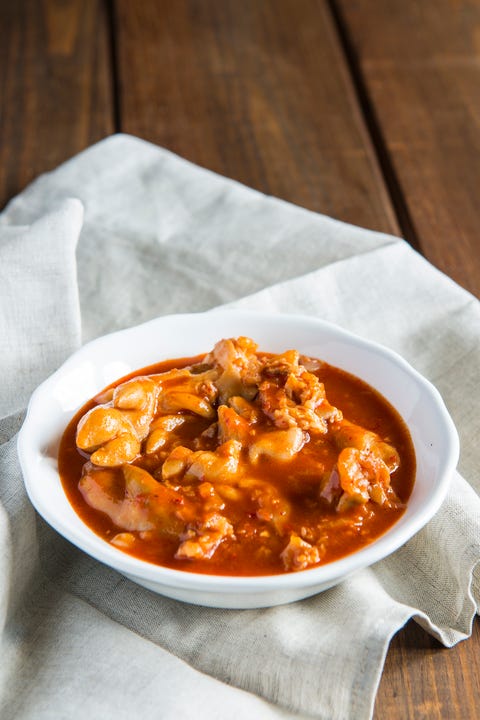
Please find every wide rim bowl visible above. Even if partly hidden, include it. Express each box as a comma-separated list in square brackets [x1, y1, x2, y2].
[17, 310, 459, 607]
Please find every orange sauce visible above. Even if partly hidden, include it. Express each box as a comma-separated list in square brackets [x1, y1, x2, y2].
[58, 354, 416, 576]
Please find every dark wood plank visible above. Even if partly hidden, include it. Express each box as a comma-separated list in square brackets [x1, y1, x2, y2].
[3, 2, 477, 719]
[375, 617, 480, 720]
[114, 0, 399, 235]
[332, 5, 480, 713]
[0, 0, 114, 210]
[334, 0, 480, 297]
[114, 2, 480, 718]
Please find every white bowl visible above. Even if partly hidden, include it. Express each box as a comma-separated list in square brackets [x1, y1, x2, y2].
[18, 310, 459, 608]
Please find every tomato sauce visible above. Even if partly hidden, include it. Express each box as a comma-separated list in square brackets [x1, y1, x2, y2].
[58, 351, 416, 576]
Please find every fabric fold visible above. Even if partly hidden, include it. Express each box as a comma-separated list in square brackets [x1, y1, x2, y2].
[0, 199, 83, 418]
[0, 198, 84, 713]
[1, 134, 400, 344]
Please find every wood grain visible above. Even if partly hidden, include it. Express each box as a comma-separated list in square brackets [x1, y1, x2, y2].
[114, 0, 399, 234]
[375, 618, 480, 719]
[1, 1, 478, 718]
[334, 0, 480, 297]
[331, 6, 480, 715]
[113, 3, 480, 716]
[0, 0, 114, 210]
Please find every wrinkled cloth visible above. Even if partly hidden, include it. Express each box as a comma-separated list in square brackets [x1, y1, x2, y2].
[1, 135, 478, 720]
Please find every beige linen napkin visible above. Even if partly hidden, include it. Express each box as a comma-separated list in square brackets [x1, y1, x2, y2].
[1, 135, 478, 720]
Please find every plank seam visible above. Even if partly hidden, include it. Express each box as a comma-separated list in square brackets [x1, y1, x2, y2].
[105, 0, 121, 132]
[327, 0, 421, 252]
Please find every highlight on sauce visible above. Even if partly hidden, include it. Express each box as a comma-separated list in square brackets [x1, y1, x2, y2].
[58, 337, 416, 575]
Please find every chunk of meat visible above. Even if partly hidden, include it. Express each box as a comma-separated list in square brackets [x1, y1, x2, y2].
[239, 477, 291, 532]
[76, 377, 159, 466]
[197, 481, 225, 513]
[337, 448, 371, 504]
[77, 407, 134, 452]
[187, 440, 242, 482]
[123, 464, 160, 495]
[280, 534, 322, 571]
[161, 440, 242, 484]
[159, 390, 215, 418]
[76, 407, 141, 466]
[113, 377, 158, 438]
[151, 366, 218, 396]
[114, 375, 156, 410]
[161, 446, 194, 481]
[79, 465, 154, 532]
[79, 464, 187, 534]
[203, 337, 261, 403]
[332, 419, 399, 472]
[336, 447, 394, 510]
[111, 532, 136, 548]
[89, 433, 141, 467]
[217, 405, 252, 446]
[249, 427, 306, 463]
[259, 368, 341, 433]
[285, 370, 325, 409]
[145, 415, 188, 454]
[227, 396, 262, 423]
[165, 445, 293, 533]
[320, 466, 341, 504]
[262, 350, 300, 377]
[155, 368, 218, 418]
[175, 513, 234, 560]
[299, 355, 323, 373]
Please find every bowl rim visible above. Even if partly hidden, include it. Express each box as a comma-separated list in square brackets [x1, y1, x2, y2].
[17, 309, 460, 592]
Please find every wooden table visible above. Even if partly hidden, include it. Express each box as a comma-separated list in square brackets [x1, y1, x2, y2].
[2, 1, 479, 717]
